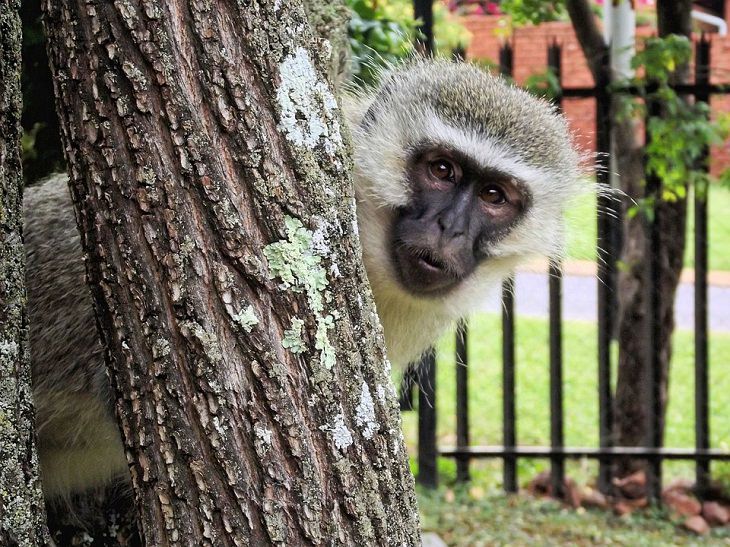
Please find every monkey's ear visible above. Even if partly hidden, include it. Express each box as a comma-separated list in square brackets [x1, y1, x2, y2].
[360, 104, 378, 132]
[340, 93, 375, 133]
[359, 79, 398, 132]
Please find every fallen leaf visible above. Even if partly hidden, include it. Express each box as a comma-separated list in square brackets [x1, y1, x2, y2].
[469, 486, 484, 500]
[581, 487, 608, 510]
[444, 489, 455, 504]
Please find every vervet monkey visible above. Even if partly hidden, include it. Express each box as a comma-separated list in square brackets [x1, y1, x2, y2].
[26, 60, 581, 504]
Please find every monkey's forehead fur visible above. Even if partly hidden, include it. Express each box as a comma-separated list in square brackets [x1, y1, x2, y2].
[357, 59, 580, 178]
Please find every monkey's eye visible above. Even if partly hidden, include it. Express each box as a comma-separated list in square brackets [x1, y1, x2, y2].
[429, 159, 455, 182]
[480, 185, 507, 205]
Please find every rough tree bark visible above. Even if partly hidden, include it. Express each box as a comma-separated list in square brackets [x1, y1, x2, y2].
[0, 1, 48, 544]
[42, 0, 419, 545]
[567, 0, 692, 478]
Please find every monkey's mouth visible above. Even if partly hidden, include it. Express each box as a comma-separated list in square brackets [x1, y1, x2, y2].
[393, 245, 462, 295]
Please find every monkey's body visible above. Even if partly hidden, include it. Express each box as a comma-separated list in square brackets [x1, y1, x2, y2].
[25, 179, 128, 498]
[27, 60, 581, 508]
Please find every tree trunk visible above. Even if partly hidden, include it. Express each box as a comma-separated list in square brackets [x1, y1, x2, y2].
[613, 0, 692, 474]
[0, 1, 49, 544]
[42, 0, 419, 544]
[568, 0, 693, 480]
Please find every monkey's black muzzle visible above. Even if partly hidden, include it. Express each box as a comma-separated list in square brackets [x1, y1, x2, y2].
[391, 201, 479, 296]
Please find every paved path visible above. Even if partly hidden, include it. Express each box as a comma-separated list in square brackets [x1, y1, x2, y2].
[480, 265, 730, 332]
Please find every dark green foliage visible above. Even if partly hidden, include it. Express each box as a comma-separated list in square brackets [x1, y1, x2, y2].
[523, 68, 561, 101]
[20, 1, 64, 184]
[345, 0, 470, 87]
[618, 35, 730, 211]
[346, 0, 417, 86]
[499, 0, 567, 25]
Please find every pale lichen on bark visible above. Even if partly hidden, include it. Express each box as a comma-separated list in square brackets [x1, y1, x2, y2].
[231, 305, 259, 332]
[282, 317, 306, 353]
[355, 382, 379, 439]
[324, 413, 354, 451]
[0, 1, 49, 544]
[277, 47, 343, 156]
[264, 215, 338, 370]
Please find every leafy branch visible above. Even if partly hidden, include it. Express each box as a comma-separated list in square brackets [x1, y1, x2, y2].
[617, 35, 730, 211]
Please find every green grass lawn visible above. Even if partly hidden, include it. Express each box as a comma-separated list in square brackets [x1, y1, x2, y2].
[418, 486, 730, 545]
[564, 184, 730, 271]
[401, 314, 730, 544]
[401, 184, 730, 543]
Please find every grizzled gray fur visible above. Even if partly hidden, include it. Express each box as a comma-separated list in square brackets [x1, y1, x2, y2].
[25, 175, 126, 499]
[26, 61, 584, 519]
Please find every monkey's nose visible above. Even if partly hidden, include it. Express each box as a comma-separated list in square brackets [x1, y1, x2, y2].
[437, 216, 465, 240]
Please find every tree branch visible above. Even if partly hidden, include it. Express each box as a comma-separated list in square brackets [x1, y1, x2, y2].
[565, 0, 609, 85]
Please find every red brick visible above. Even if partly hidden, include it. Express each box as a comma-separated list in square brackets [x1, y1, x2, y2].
[461, 14, 730, 172]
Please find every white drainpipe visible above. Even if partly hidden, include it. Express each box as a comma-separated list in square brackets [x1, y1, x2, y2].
[691, 9, 728, 36]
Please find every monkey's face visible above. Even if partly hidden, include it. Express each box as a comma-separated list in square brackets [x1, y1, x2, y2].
[345, 60, 582, 314]
[391, 145, 528, 295]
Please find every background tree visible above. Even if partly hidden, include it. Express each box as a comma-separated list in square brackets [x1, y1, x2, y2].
[612, 1, 693, 475]
[500, 0, 708, 480]
[0, 0, 48, 544]
[42, 0, 419, 544]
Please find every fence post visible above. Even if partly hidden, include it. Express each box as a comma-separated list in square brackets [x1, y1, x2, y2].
[499, 41, 513, 78]
[644, 97, 663, 503]
[693, 34, 711, 497]
[498, 41, 518, 494]
[417, 350, 438, 488]
[547, 40, 566, 500]
[455, 321, 470, 482]
[398, 367, 417, 411]
[412, 0, 439, 490]
[413, 0, 434, 56]
[595, 46, 615, 495]
[502, 277, 518, 493]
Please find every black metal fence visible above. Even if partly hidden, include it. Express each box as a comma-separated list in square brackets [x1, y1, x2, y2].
[402, 32, 730, 501]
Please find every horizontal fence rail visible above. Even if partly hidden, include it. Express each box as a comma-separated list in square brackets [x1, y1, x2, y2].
[439, 447, 730, 460]
[405, 27, 730, 502]
[559, 82, 730, 97]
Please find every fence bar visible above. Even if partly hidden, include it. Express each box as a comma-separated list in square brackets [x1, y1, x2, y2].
[413, 0, 434, 56]
[499, 41, 513, 77]
[595, 48, 615, 495]
[398, 366, 417, 411]
[412, 0, 437, 489]
[417, 349, 438, 488]
[498, 43, 518, 494]
[645, 98, 663, 502]
[694, 35, 711, 495]
[548, 261, 565, 498]
[547, 40, 565, 500]
[440, 446, 730, 460]
[502, 277, 517, 492]
[455, 320, 470, 482]
[559, 82, 729, 98]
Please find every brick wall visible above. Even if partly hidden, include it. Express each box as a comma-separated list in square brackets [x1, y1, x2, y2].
[461, 15, 730, 174]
